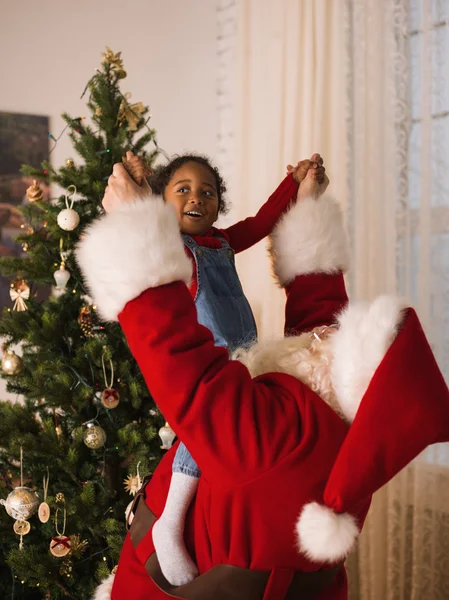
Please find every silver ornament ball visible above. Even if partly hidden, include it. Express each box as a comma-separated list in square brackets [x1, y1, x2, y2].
[1, 487, 39, 520]
[57, 208, 80, 231]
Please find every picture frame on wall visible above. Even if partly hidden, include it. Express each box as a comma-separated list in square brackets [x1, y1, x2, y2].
[0, 111, 50, 310]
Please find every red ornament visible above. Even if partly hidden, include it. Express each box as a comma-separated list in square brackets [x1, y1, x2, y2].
[101, 388, 120, 409]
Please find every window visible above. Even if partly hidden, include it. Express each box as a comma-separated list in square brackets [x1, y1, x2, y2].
[400, 0, 449, 386]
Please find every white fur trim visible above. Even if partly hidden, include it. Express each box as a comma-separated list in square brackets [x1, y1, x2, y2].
[92, 573, 115, 600]
[76, 196, 192, 321]
[233, 333, 345, 419]
[331, 295, 406, 422]
[269, 195, 350, 286]
[296, 502, 359, 563]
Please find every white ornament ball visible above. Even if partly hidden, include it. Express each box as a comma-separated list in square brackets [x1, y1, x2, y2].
[57, 208, 80, 231]
[83, 423, 107, 449]
[0, 486, 39, 520]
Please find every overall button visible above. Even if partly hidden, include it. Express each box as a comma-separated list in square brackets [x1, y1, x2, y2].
[227, 250, 233, 258]
[196, 249, 204, 257]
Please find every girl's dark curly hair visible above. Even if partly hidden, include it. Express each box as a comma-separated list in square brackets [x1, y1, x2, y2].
[149, 153, 229, 215]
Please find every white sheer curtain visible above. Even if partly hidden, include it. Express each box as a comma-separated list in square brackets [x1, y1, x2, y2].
[217, 0, 449, 598]
[216, 0, 347, 339]
[346, 1, 449, 598]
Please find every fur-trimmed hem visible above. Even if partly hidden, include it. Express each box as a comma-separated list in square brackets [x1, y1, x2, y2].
[269, 195, 349, 287]
[331, 295, 406, 422]
[92, 573, 115, 600]
[76, 196, 192, 321]
[296, 502, 359, 563]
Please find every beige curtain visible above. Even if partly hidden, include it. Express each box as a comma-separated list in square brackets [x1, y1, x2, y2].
[217, 0, 449, 598]
[346, 1, 449, 598]
[217, 0, 347, 339]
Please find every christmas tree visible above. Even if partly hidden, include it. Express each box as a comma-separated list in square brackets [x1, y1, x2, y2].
[0, 48, 172, 599]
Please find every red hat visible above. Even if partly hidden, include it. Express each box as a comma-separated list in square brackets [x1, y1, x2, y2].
[297, 299, 449, 562]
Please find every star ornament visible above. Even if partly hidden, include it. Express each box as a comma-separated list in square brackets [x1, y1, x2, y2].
[123, 474, 141, 496]
[101, 46, 124, 70]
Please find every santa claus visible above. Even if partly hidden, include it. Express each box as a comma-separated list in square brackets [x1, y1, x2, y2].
[76, 168, 449, 600]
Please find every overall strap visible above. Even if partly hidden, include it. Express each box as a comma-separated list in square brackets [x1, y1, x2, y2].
[182, 234, 199, 248]
[213, 233, 231, 249]
[182, 233, 232, 251]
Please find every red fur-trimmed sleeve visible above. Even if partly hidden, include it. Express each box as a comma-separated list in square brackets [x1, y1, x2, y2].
[221, 174, 298, 253]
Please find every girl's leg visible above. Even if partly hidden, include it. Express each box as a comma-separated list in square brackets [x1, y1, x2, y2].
[152, 442, 200, 585]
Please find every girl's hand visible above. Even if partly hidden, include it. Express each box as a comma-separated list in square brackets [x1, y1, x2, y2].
[102, 163, 152, 213]
[286, 153, 325, 184]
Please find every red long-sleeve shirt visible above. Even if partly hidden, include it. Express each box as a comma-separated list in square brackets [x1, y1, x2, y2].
[186, 173, 299, 296]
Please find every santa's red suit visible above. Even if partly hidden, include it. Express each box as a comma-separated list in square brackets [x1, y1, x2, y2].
[76, 191, 449, 600]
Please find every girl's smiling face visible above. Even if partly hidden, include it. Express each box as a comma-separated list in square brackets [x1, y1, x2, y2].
[164, 162, 219, 236]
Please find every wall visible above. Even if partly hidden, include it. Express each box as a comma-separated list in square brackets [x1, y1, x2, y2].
[0, 0, 218, 400]
[1, 0, 218, 161]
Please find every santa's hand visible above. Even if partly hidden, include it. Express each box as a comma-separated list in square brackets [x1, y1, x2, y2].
[102, 163, 152, 213]
[298, 167, 330, 201]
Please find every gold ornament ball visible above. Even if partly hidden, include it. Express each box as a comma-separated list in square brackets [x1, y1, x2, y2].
[2, 350, 23, 375]
[83, 423, 107, 449]
[95, 107, 103, 117]
[116, 69, 127, 79]
[66, 159, 75, 168]
[1, 487, 39, 520]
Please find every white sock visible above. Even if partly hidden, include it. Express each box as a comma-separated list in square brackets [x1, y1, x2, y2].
[152, 472, 199, 586]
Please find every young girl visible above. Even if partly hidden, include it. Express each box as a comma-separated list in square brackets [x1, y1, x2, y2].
[105, 152, 326, 586]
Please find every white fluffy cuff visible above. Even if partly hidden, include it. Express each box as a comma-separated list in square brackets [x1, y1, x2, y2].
[92, 573, 115, 600]
[269, 195, 350, 286]
[331, 295, 406, 422]
[76, 196, 192, 321]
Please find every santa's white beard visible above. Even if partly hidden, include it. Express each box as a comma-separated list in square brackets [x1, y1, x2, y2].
[233, 333, 346, 420]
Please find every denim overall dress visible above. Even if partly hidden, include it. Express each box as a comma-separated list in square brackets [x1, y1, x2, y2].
[172, 234, 258, 477]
